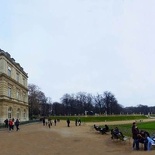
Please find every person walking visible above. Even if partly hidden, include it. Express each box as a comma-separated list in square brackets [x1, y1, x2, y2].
[15, 119, 20, 131]
[8, 119, 13, 132]
[67, 118, 70, 127]
[4, 119, 8, 128]
[42, 117, 45, 126]
[54, 119, 57, 126]
[48, 119, 51, 128]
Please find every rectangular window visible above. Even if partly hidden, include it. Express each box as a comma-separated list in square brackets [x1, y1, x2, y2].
[23, 77, 25, 86]
[23, 111, 26, 118]
[16, 88, 20, 100]
[8, 87, 11, 97]
[8, 66, 11, 77]
[16, 91, 19, 99]
[16, 73, 19, 82]
[8, 113, 11, 119]
[23, 92, 26, 102]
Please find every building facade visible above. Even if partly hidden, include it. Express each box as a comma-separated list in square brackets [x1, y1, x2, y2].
[0, 49, 29, 123]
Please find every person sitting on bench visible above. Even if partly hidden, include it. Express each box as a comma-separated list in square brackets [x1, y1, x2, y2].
[111, 127, 124, 140]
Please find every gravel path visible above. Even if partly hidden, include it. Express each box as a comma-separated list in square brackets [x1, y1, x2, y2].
[0, 119, 155, 155]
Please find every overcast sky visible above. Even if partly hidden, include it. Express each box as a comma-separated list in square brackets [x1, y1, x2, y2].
[1, 0, 155, 107]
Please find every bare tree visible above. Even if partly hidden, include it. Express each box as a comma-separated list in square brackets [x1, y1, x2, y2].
[28, 84, 41, 117]
[103, 91, 122, 114]
[61, 93, 72, 115]
[94, 94, 104, 114]
[28, 84, 52, 118]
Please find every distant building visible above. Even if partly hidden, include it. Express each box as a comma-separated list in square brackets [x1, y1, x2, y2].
[0, 49, 29, 123]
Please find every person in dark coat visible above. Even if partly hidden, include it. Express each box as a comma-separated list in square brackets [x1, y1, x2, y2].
[4, 119, 8, 128]
[54, 119, 57, 126]
[42, 117, 45, 126]
[138, 130, 150, 151]
[67, 118, 70, 127]
[12, 118, 15, 130]
[132, 122, 139, 150]
[15, 119, 20, 131]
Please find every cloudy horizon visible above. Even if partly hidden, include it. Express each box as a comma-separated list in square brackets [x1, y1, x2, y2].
[1, 0, 155, 107]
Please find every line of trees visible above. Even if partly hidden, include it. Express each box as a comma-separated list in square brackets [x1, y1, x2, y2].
[28, 84, 155, 118]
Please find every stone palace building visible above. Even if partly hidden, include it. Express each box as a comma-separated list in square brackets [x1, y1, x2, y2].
[0, 49, 29, 123]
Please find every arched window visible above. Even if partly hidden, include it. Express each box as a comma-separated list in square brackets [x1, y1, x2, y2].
[8, 107, 12, 119]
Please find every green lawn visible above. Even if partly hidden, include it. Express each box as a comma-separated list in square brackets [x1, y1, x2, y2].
[49, 115, 147, 122]
[108, 121, 155, 137]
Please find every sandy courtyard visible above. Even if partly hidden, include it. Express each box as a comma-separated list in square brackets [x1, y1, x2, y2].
[0, 119, 155, 155]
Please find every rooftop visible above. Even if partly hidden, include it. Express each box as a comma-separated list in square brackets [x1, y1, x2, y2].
[0, 49, 28, 77]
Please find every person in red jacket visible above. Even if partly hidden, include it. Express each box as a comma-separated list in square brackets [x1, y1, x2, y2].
[8, 119, 13, 131]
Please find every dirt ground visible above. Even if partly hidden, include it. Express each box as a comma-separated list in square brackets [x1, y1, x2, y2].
[1, 119, 155, 155]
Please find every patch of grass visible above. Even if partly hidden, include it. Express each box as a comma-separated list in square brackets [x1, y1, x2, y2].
[108, 121, 155, 137]
[49, 115, 147, 122]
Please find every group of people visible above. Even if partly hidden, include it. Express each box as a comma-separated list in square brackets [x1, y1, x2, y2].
[132, 122, 154, 151]
[42, 117, 82, 128]
[67, 118, 82, 127]
[4, 118, 20, 131]
[42, 117, 57, 128]
[75, 118, 81, 126]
